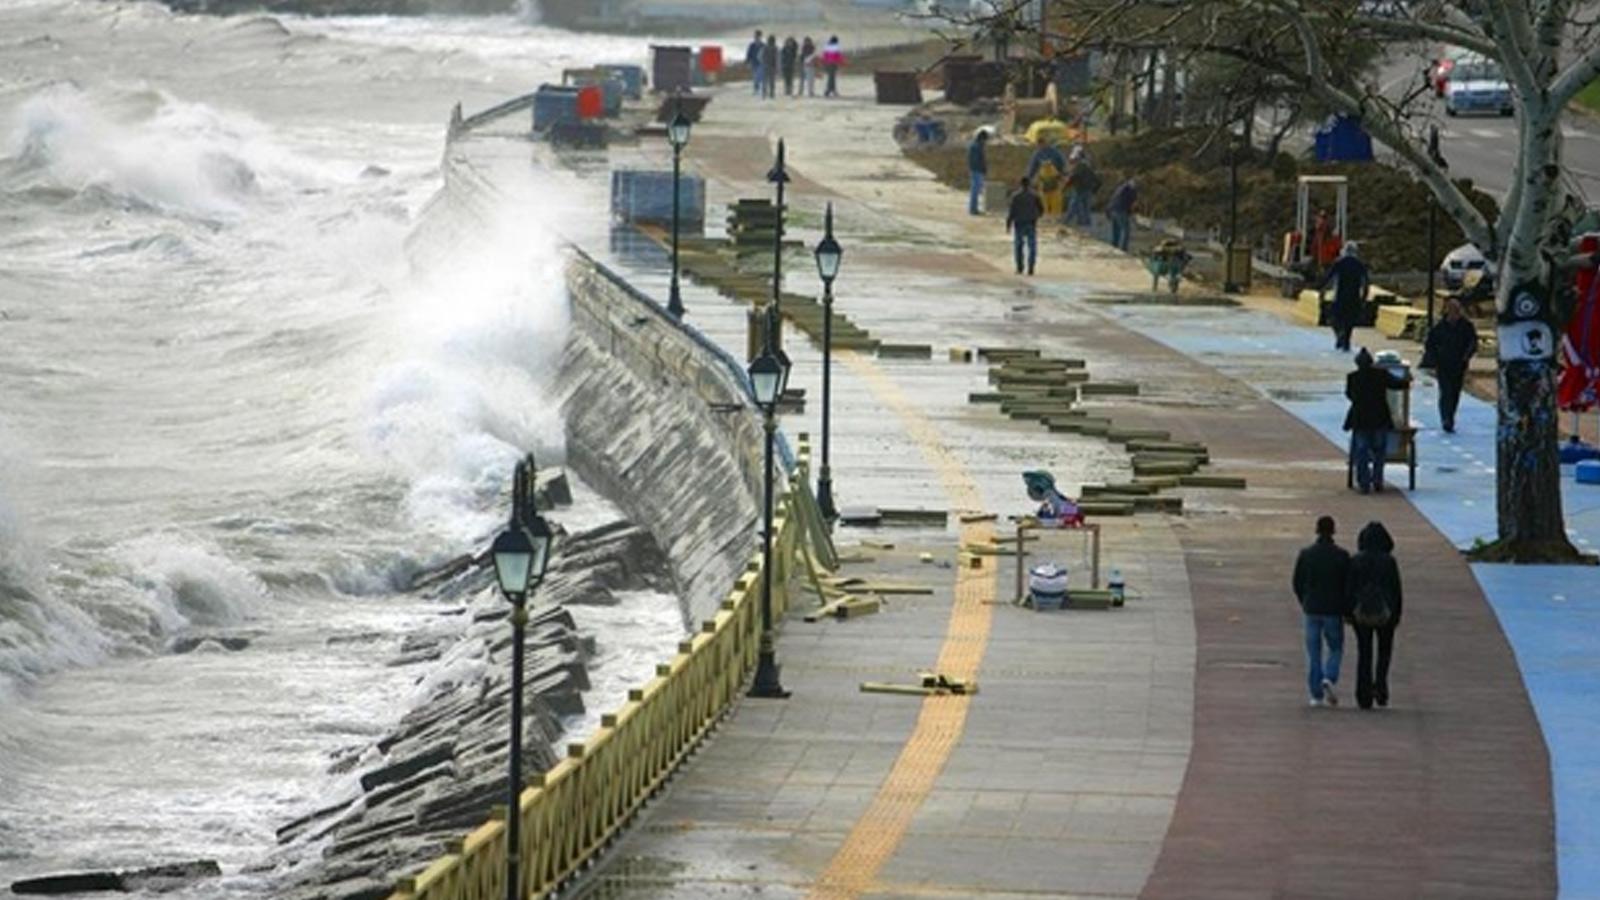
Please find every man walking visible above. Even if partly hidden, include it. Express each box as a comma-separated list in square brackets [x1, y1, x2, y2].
[1006, 176, 1044, 276]
[1422, 298, 1479, 432]
[1320, 242, 1369, 352]
[967, 128, 989, 216]
[1344, 348, 1410, 493]
[761, 35, 779, 99]
[1064, 156, 1099, 227]
[746, 30, 765, 97]
[1293, 515, 1352, 707]
[1106, 176, 1137, 251]
[780, 36, 799, 96]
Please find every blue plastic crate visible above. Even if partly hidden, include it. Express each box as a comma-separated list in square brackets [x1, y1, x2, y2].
[1578, 459, 1600, 485]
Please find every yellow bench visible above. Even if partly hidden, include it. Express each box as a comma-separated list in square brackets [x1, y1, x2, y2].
[1376, 305, 1428, 340]
[1292, 290, 1324, 326]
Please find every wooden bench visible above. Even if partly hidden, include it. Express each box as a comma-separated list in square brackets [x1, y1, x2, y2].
[1376, 305, 1429, 340]
[1293, 290, 1324, 326]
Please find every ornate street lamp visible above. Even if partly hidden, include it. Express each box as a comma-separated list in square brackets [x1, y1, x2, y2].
[490, 468, 554, 900]
[747, 320, 792, 700]
[813, 203, 843, 520]
[667, 107, 692, 319]
[767, 139, 791, 324]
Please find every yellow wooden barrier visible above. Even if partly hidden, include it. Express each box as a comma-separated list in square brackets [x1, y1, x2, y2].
[1375, 304, 1427, 340]
[1292, 289, 1323, 326]
[386, 446, 821, 900]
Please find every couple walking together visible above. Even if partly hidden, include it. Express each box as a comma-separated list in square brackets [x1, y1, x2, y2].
[1293, 516, 1403, 709]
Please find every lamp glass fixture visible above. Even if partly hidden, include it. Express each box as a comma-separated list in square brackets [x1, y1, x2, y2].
[748, 352, 783, 407]
[491, 526, 534, 597]
[668, 112, 691, 150]
[815, 235, 842, 282]
[524, 512, 554, 588]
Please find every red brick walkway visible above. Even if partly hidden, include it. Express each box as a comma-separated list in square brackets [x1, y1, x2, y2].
[1059, 308, 1557, 899]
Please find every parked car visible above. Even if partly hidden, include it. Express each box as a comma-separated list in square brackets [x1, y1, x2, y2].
[1430, 46, 1476, 97]
[1440, 242, 1493, 291]
[1445, 58, 1514, 116]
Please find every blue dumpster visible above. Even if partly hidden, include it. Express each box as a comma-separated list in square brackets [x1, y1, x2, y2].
[1314, 114, 1374, 162]
[532, 84, 582, 133]
[610, 169, 706, 229]
[597, 64, 645, 100]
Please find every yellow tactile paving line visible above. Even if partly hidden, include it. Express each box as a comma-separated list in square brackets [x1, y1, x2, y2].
[807, 350, 999, 900]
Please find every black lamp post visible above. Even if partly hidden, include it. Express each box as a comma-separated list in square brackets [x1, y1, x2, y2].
[666, 108, 692, 319]
[1223, 130, 1243, 293]
[767, 139, 791, 323]
[747, 315, 792, 700]
[1426, 125, 1449, 331]
[813, 203, 843, 520]
[490, 497, 553, 900]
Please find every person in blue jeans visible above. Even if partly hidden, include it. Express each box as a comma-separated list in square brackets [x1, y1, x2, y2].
[1005, 177, 1044, 276]
[967, 129, 989, 215]
[1344, 348, 1410, 493]
[746, 30, 765, 96]
[1292, 515, 1351, 707]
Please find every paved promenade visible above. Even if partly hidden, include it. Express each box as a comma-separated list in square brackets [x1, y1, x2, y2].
[518, 73, 1563, 898]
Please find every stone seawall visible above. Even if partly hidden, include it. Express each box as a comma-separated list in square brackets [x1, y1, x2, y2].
[419, 134, 767, 625]
[273, 125, 767, 900]
[558, 258, 764, 624]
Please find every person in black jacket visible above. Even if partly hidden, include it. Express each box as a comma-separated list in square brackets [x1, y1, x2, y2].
[1006, 177, 1044, 276]
[1422, 298, 1479, 433]
[761, 35, 779, 99]
[780, 36, 799, 96]
[1346, 521, 1402, 710]
[1344, 348, 1409, 493]
[1292, 515, 1352, 707]
[1320, 242, 1370, 351]
[967, 129, 989, 216]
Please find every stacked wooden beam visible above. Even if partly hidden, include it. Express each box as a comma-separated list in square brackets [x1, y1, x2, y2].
[965, 349, 1251, 518]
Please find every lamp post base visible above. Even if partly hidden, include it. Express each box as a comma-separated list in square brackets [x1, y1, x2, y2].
[816, 465, 837, 521]
[1222, 242, 1241, 294]
[667, 282, 684, 319]
[748, 635, 790, 699]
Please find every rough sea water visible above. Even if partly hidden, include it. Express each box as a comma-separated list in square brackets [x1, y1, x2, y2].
[0, 2, 681, 894]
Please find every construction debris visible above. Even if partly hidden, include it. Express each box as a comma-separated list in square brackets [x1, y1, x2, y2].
[860, 672, 978, 696]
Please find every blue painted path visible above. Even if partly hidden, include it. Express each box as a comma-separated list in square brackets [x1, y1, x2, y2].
[1082, 293, 1600, 898]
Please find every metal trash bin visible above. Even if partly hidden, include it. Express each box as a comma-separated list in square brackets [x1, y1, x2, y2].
[1028, 563, 1069, 611]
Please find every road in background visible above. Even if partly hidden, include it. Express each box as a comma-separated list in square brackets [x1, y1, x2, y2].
[1377, 52, 1600, 202]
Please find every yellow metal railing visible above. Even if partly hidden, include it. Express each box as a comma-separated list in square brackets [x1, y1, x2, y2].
[386, 444, 820, 900]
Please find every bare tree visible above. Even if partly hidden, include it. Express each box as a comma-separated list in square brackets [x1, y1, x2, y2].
[925, 0, 1596, 561]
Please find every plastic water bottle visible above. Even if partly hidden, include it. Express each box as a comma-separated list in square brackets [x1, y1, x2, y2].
[1108, 568, 1126, 607]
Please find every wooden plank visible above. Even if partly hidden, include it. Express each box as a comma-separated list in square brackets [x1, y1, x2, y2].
[1078, 382, 1141, 397]
[1179, 474, 1249, 489]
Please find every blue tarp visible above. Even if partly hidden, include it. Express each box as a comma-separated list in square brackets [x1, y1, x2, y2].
[1313, 114, 1375, 163]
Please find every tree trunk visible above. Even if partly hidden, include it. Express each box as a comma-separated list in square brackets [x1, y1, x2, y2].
[1486, 97, 1581, 562]
[1493, 360, 1577, 559]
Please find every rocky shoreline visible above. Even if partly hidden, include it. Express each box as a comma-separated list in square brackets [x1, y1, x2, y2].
[271, 513, 674, 900]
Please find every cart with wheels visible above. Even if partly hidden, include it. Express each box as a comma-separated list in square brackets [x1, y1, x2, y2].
[1145, 241, 1190, 294]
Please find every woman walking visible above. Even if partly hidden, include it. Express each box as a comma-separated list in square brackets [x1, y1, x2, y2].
[780, 36, 799, 96]
[800, 36, 817, 96]
[820, 35, 844, 97]
[1346, 521, 1403, 710]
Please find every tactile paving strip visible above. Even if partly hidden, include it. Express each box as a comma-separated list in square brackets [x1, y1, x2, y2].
[807, 350, 999, 900]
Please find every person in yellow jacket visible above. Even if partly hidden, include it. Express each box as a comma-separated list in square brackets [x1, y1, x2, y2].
[1036, 161, 1064, 218]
